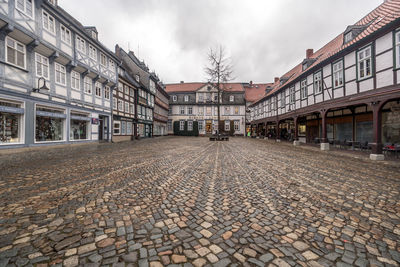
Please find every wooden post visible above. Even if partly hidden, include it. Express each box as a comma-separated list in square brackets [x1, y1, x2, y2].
[370, 101, 383, 159]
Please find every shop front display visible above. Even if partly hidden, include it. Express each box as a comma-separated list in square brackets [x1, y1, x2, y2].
[0, 100, 24, 144]
[70, 113, 91, 141]
[35, 106, 66, 142]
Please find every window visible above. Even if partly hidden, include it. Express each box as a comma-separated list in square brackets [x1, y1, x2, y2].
[300, 79, 307, 100]
[206, 107, 212, 116]
[198, 106, 204, 115]
[224, 106, 230, 115]
[188, 106, 193, 115]
[234, 107, 239, 115]
[124, 102, 129, 113]
[333, 60, 344, 88]
[135, 74, 140, 82]
[198, 120, 203, 131]
[118, 100, 123, 111]
[344, 32, 353, 43]
[173, 95, 177, 102]
[179, 120, 185, 131]
[124, 85, 129, 95]
[91, 31, 97, 40]
[113, 121, 120, 135]
[180, 106, 185, 115]
[60, 25, 71, 45]
[35, 53, 49, 79]
[35, 106, 65, 142]
[55, 63, 66, 86]
[42, 11, 55, 34]
[76, 36, 86, 53]
[395, 31, 400, 68]
[188, 121, 193, 131]
[70, 113, 89, 140]
[225, 120, 230, 131]
[184, 95, 189, 102]
[89, 45, 97, 61]
[358, 46, 372, 80]
[126, 122, 132, 135]
[104, 86, 110, 100]
[214, 95, 218, 102]
[230, 95, 234, 102]
[71, 71, 80, 90]
[289, 86, 295, 104]
[129, 104, 134, 114]
[168, 120, 172, 131]
[100, 53, 107, 67]
[84, 77, 92, 94]
[95, 82, 102, 97]
[109, 59, 115, 72]
[121, 121, 126, 135]
[314, 71, 322, 94]
[280, 92, 285, 107]
[49, 0, 57, 6]
[130, 88, 134, 96]
[0, 100, 23, 144]
[16, 0, 33, 18]
[113, 98, 117, 110]
[118, 83, 123, 92]
[302, 62, 308, 71]
[199, 94, 204, 102]
[234, 120, 240, 131]
[6, 37, 26, 69]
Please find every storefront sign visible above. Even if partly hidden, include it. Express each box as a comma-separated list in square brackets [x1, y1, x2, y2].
[71, 115, 91, 121]
[36, 110, 67, 119]
[0, 106, 24, 114]
[91, 118, 99, 125]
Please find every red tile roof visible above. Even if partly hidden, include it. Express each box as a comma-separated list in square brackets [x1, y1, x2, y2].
[253, 0, 400, 105]
[244, 83, 274, 103]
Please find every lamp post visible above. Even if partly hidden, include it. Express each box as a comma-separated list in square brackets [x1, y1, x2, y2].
[32, 77, 49, 93]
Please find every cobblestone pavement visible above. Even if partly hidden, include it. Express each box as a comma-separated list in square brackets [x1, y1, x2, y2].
[1, 137, 400, 267]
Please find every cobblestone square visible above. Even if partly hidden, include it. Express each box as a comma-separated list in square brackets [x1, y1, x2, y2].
[0, 137, 400, 267]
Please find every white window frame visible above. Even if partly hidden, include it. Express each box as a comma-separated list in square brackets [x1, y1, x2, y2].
[234, 120, 240, 131]
[118, 100, 123, 111]
[100, 53, 107, 67]
[184, 95, 189, 102]
[113, 121, 121, 135]
[179, 120, 185, 131]
[180, 106, 185, 115]
[35, 53, 49, 79]
[289, 86, 295, 104]
[104, 86, 110, 100]
[60, 24, 71, 45]
[84, 77, 92, 94]
[230, 95, 234, 102]
[5, 37, 26, 69]
[124, 102, 129, 113]
[280, 92, 285, 107]
[300, 79, 307, 100]
[129, 103, 134, 114]
[344, 32, 353, 43]
[71, 71, 80, 90]
[314, 71, 322, 94]
[113, 98, 117, 110]
[225, 106, 230, 115]
[198, 120, 203, 131]
[76, 36, 86, 54]
[333, 60, 344, 88]
[89, 45, 97, 61]
[42, 10, 55, 34]
[224, 120, 230, 131]
[357, 45, 372, 80]
[55, 63, 66, 86]
[109, 59, 115, 72]
[188, 121, 193, 131]
[188, 106, 193, 115]
[16, 0, 34, 19]
[172, 95, 177, 102]
[95, 82, 102, 98]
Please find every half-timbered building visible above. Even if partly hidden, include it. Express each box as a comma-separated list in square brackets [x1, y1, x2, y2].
[249, 0, 400, 160]
[166, 82, 247, 136]
[0, 0, 117, 148]
[153, 78, 169, 136]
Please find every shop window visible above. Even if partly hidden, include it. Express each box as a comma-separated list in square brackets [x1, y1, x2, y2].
[180, 120, 185, 131]
[113, 121, 120, 135]
[0, 101, 23, 144]
[121, 121, 126, 135]
[188, 121, 193, 131]
[127, 122, 133, 135]
[35, 106, 65, 142]
[70, 113, 90, 140]
[225, 120, 230, 131]
[198, 120, 203, 131]
[234, 120, 240, 131]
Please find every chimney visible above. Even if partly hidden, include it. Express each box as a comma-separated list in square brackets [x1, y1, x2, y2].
[306, 49, 314, 59]
[180, 81, 184, 84]
[274, 77, 279, 83]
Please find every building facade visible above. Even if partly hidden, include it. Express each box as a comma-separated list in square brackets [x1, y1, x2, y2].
[153, 79, 169, 136]
[249, 0, 400, 160]
[166, 82, 246, 136]
[112, 65, 139, 142]
[0, 0, 117, 148]
[115, 45, 154, 138]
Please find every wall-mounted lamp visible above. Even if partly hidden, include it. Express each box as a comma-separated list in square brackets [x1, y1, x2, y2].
[32, 77, 49, 93]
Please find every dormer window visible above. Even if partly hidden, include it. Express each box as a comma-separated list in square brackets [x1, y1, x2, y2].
[48, 0, 57, 6]
[184, 95, 189, 102]
[91, 31, 97, 40]
[135, 74, 140, 82]
[230, 95, 234, 102]
[344, 32, 353, 43]
[302, 62, 308, 71]
[172, 95, 177, 102]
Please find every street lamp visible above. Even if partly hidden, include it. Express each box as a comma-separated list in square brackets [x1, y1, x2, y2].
[32, 77, 49, 93]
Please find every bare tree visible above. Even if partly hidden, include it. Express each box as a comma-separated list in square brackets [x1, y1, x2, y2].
[204, 46, 234, 136]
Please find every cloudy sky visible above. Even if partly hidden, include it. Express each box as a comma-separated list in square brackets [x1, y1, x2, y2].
[60, 0, 383, 84]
